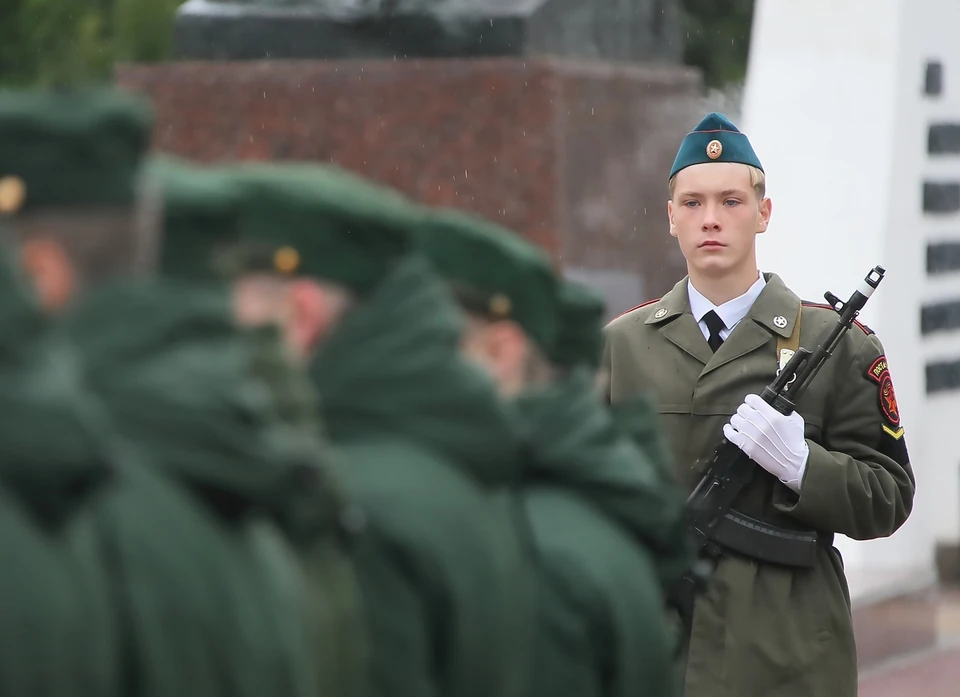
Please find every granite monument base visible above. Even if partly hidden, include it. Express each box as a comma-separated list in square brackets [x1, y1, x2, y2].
[116, 57, 700, 314]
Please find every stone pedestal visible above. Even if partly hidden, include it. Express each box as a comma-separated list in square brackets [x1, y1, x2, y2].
[116, 57, 700, 313]
[172, 0, 684, 64]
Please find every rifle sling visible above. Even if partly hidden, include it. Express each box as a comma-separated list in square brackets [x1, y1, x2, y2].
[710, 304, 819, 568]
[776, 303, 803, 374]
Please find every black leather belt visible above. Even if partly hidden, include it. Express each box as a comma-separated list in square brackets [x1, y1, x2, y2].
[711, 509, 819, 568]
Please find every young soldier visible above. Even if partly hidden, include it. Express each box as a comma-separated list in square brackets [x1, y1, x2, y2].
[417, 209, 684, 697]
[602, 112, 916, 697]
[0, 88, 322, 697]
[219, 161, 535, 697]
[147, 154, 369, 697]
[555, 279, 693, 595]
[0, 224, 116, 697]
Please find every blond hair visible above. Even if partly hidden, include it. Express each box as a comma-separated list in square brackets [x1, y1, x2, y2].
[668, 165, 766, 200]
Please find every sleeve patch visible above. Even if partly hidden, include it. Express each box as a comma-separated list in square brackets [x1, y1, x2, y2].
[878, 426, 909, 467]
[865, 355, 902, 430]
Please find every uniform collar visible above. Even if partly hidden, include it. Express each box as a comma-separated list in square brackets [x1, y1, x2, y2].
[687, 274, 765, 330]
[646, 272, 800, 339]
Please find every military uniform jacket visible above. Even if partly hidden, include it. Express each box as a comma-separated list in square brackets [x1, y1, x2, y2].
[516, 370, 682, 697]
[602, 273, 915, 697]
[67, 281, 323, 697]
[310, 255, 535, 697]
[0, 240, 117, 697]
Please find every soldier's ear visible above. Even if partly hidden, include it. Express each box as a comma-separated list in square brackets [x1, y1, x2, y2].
[483, 320, 528, 390]
[667, 200, 678, 238]
[19, 238, 75, 311]
[286, 280, 331, 357]
[757, 197, 772, 234]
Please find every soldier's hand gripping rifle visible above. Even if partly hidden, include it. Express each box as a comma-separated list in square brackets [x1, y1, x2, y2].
[671, 265, 886, 638]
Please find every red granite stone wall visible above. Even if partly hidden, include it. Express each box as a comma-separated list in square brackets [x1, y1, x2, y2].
[116, 57, 701, 311]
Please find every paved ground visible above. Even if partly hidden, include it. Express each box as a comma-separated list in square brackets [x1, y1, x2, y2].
[859, 588, 960, 696]
[859, 644, 960, 696]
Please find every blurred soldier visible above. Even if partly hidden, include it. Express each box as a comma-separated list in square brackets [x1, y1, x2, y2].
[553, 278, 694, 596]
[0, 219, 116, 697]
[602, 112, 916, 697]
[0, 88, 321, 697]
[219, 161, 535, 697]
[416, 209, 685, 697]
[148, 153, 369, 697]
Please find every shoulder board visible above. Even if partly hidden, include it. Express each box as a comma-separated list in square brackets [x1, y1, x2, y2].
[611, 298, 660, 322]
[801, 301, 874, 335]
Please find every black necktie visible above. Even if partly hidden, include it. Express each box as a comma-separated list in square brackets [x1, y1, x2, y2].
[703, 310, 725, 353]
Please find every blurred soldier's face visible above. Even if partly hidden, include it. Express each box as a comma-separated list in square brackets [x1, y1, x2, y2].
[232, 273, 347, 362]
[460, 314, 534, 398]
[12, 206, 156, 313]
[666, 162, 771, 281]
[19, 238, 76, 311]
[233, 273, 289, 329]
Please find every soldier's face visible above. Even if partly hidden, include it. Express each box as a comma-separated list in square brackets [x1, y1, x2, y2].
[460, 314, 530, 397]
[19, 238, 76, 312]
[233, 274, 289, 329]
[233, 274, 348, 361]
[667, 163, 771, 279]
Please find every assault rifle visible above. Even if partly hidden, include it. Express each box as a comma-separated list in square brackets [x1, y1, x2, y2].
[672, 265, 886, 637]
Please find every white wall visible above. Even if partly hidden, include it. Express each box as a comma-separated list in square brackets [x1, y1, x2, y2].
[907, 3, 960, 548]
[741, 0, 955, 597]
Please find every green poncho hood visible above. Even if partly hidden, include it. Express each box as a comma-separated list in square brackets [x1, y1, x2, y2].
[310, 254, 520, 488]
[66, 279, 327, 528]
[0, 235, 112, 525]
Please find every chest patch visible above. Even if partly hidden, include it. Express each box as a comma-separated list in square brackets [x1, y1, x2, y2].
[866, 355, 902, 436]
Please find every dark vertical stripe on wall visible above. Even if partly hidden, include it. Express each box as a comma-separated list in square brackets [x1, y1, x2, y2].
[929, 124, 960, 154]
[922, 300, 960, 334]
[927, 358, 960, 393]
[925, 61, 943, 96]
[927, 242, 960, 274]
[924, 182, 960, 213]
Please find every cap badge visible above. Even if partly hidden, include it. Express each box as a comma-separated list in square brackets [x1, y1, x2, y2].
[706, 140, 723, 160]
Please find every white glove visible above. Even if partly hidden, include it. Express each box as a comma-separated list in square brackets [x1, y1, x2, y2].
[722, 393, 809, 493]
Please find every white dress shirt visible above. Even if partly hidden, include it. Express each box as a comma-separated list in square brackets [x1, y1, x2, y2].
[687, 275, 766, 342]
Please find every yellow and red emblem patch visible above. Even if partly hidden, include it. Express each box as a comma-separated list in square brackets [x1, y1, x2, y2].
[866, 356, 904, 439]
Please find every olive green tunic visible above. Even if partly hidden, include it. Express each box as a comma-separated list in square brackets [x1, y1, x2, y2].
[602, 273, 915, 697]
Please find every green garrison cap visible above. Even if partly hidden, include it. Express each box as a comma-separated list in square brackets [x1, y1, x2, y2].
[669, 112, 763, 179]
[551, 279, 606, 369]
[0, 88, 153, 215]
[227, 163, 423, 294]
[417, 207, 560, 353]
[147, 155, 243, 282]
